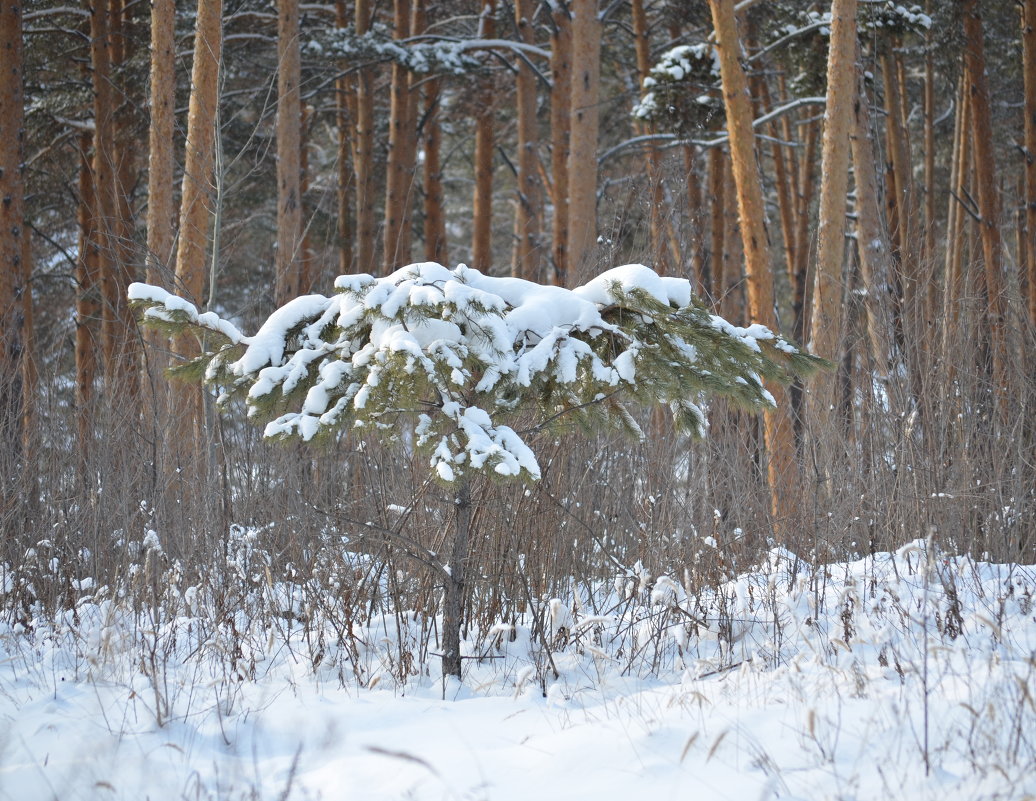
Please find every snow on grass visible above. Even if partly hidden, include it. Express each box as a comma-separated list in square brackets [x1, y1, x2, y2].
[2, 542, 1034, 800]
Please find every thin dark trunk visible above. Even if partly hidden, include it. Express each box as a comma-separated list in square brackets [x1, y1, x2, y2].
[442, 481, 471, 679]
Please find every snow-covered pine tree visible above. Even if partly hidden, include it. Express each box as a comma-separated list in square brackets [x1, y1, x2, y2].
[129, 262, 823, 679]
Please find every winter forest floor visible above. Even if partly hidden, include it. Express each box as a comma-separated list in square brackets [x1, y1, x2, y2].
[2, 542, 1035, 801]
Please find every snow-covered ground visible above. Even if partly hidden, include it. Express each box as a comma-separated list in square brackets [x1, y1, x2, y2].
[2, 542, 1034, 800]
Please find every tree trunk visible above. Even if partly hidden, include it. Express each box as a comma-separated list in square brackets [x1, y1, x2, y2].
[942, 74, 969, 352]
[442, 481, 472, 679]
[850, 67, 894, 382]
[809, 0, 857, 429]
[276, 0, 302, 305]
[720, 156, 744, 323]
[683, 146, 705, 289]
[549, 4, 572, 285]
[176, 0, 222, 306]
[300, 102, 315, 291]
[513, 0, 544, 281]
[963, 0, 1007, 395]
[147, 0, 176, 288]
[706, 146, 726, 303]
[76, 132, 102, 455]
[353, 0, 376, 273]
[142, 0, 176, 493]
[110, 0, 139, 396]
[708, 0, 798, 525]
[335, 0, 353, 275]
[1023, 0, 1036, 326]
[174, 0, 222, 453]
[90, 0, 118, 371]
[383, 0, 413, 272]
[758, 78, 797, 300]
[470, 0, 497, 272]
[793, 120, 818, 344]
[566, 0, 601, 283]
[0, 0, 28, 468]
[423, 76, 448, 265]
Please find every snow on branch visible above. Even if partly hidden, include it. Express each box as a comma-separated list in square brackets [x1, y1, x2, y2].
[131, 263, 824, 485]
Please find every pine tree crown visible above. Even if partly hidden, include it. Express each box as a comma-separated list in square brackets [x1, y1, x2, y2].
[129, 262, 824, 484]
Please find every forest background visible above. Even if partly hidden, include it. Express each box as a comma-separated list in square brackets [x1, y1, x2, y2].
[1, 0, 1035, 635]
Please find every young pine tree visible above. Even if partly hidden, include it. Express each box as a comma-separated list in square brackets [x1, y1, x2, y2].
[130, 262, 823, 678]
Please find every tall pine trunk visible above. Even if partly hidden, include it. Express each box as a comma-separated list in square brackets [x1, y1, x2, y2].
[850, 64, 894, 382]
[471, 0, 496, 272]
[275, 0, 302, 306]
[513, 0, 543, 281]
[809, 0, 857, 434]
[335, 0, 354, 275]
[90, 0, 118, 372]
[111, 0, 139, 397]
[146, 0, 176, 289]
[423, 76, 448, 265]
[566, 0, 601, 282]
[1023, 0, 1036, 326]
[383, 0, 413, 272]
[708, 0, 799, 526]
[0, 0, 29, 471]
[144, 0, 177, 490]
[549, 4, 572, 285]
[963, 0, 1007, 399]
[174, 0, 222, 457]
[76, 132, 102, 456]
[353, 0, 376, 273]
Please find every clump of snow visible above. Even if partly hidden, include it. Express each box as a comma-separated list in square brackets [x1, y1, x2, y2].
[632, 43, 722, 131]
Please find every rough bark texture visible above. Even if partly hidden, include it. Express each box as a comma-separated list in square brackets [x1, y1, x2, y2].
[792, 121, 818, 344]
[275, 0, 302, 306]
[881, 49, 913, 275]
[90, 0, 118, 367]
[174, 0, 222, 450]
[383, 0, 412, 273]
[144, 0, 175, 437]
[76, 133, 102, 452]
[566, 0, 601, 283]
[963, 0, 1006, 390]
[442, 481, 472, 679]
[758, 78, 797, 302]
[175, 0, 221, 307]
[512, 0, 543, 281]
[720, 158, 744, 323]
[146, 0, 175, 286]
[110, 0, 139, 394]
[684, 145, 705, 290]
[708, 0, 798, 524]
[353, 0, 376, 273]
[850, 68, 893, 381]
[942, 74, 969, 348]
[335, 0, 353, 275]
[423, 77, 448, 265]
[550, 4, 572, 285]
[707, 147, 726, 303]
[1024, 0, 1036, 325]
[809, 0, 857, 423]
[1, 0, 28, 464]
[471, 0, 496, 272]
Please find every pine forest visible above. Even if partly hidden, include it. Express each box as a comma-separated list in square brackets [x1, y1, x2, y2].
[2, 1, 1036, 797]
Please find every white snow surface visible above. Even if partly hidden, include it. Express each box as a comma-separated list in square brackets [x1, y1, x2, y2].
[3, 542, 1035, 800]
